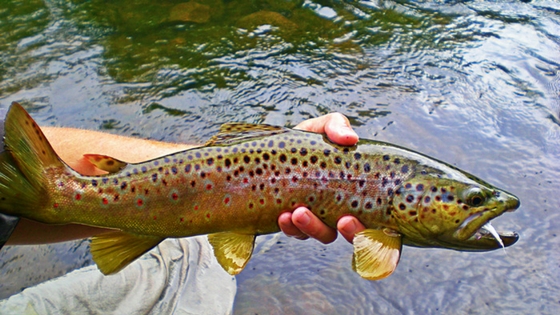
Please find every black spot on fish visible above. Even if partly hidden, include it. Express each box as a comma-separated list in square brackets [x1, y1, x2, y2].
[323, 149, 331, 157]
[416, 184, 424, 191]
[383, 155, 390, 161]
[399, 203, 406, 210]
[320, 162, 327, 169]
[334, 157, 342, 164]
[291, 158, 298, 165]
[244, 156, 250, 163]
[351, 200, 359, 208]
[207, 158, 214, 166]
[364, 163, 371, 173]
[279, 154, 287, 163]
[300, 148, 308, 156]
[256, 168, 263, 175]
[91, 180, 98, 187]
[345, 161, 351, 169]
[152, 173, 158, 182]
[424, 196, 431, 203]
[171, 166, 178, 174]
[406, 195, 414, 203]
[120, 182, 128, 190]
[263, 153, 270, 161]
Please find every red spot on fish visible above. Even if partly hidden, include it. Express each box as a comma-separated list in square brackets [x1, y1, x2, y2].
[194, 205, 199, 211]
[206, 213, 211, 218]
[153, 216, 157, 220]
[102, 198, 108, 205]
[259, 199, 264, 205]
[75, 194, 81, 200]
[180, 217, 184, 222]
[53, 203, 59, 208]
[137, 199, 143, 207]
[172, 193, 178, 200]
[98, 188, 103, 194]
[206, 184, 212, 190]
[243, 178, 248, 184]
[224, 197, 230, 204]
[276, 199, 282, 204]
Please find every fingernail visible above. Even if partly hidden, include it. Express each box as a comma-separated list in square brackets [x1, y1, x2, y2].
[341, 219, 357, 235]
[295, 211, 311, 227]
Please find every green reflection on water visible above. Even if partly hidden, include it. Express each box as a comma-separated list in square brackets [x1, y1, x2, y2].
[53, 0, 457, 87]
[0, 0, 50, 84]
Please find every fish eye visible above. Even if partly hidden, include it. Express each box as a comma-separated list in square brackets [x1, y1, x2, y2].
[465, 187, 485, 207]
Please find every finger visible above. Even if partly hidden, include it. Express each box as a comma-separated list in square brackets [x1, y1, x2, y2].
[337, 216, 366, 243]
[278, 212, 309, 240]
[291, 207, 337, 244]
[294, 113, 359, 146]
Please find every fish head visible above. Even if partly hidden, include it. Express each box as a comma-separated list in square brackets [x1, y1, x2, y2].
[389, 166, 520, 251]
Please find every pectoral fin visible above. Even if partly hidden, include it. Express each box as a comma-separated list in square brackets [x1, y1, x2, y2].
[83, 154, 128, 173]
[208, 232, 256, 275]
[352, 228, 402, 280]
[90, 231, 163, 275]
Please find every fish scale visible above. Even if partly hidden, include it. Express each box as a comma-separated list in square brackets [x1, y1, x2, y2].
[0, 102, 520, 280]
[49, 131, 411, 237]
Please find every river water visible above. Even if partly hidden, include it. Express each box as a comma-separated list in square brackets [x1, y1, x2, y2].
[1, 0, 559, 314]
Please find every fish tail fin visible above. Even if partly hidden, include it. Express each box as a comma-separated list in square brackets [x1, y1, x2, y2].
[0, 102, 65, 220]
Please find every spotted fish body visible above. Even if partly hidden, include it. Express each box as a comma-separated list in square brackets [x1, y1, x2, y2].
[0, 103, 520, 280]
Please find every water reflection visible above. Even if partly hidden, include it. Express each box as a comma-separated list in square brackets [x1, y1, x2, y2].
[0, 0, 559, 314]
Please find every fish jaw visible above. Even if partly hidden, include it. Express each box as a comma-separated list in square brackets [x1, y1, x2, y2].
[392, 170, 520, 251]
[448, 191, 520, 250]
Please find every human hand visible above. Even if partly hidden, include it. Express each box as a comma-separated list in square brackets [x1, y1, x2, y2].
[278, 113, 366, 244]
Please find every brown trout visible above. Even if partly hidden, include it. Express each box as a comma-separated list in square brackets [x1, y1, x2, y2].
[0, 102, 519, 280]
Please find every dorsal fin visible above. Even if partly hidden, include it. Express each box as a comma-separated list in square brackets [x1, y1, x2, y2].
[205, 123, 288, 146]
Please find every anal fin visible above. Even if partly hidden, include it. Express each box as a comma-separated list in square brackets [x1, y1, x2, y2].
[208, 232, 256, 275]
[352, 228, 402, 280]
[90, 231, 163, 275]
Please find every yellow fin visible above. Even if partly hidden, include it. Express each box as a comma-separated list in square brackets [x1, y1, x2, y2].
[352, 228, 402, 280]
[0, 102, 66, 219]
[205, 123, 287, 146]
[208, 232, 256, 275]
[83, 154, 128, 173]
[90, 231, 163, 275]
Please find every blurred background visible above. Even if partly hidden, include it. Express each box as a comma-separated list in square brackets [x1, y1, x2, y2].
[0, 0, 559, 313]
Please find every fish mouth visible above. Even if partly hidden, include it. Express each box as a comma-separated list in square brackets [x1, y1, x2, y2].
[449, 195, 520, 251]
